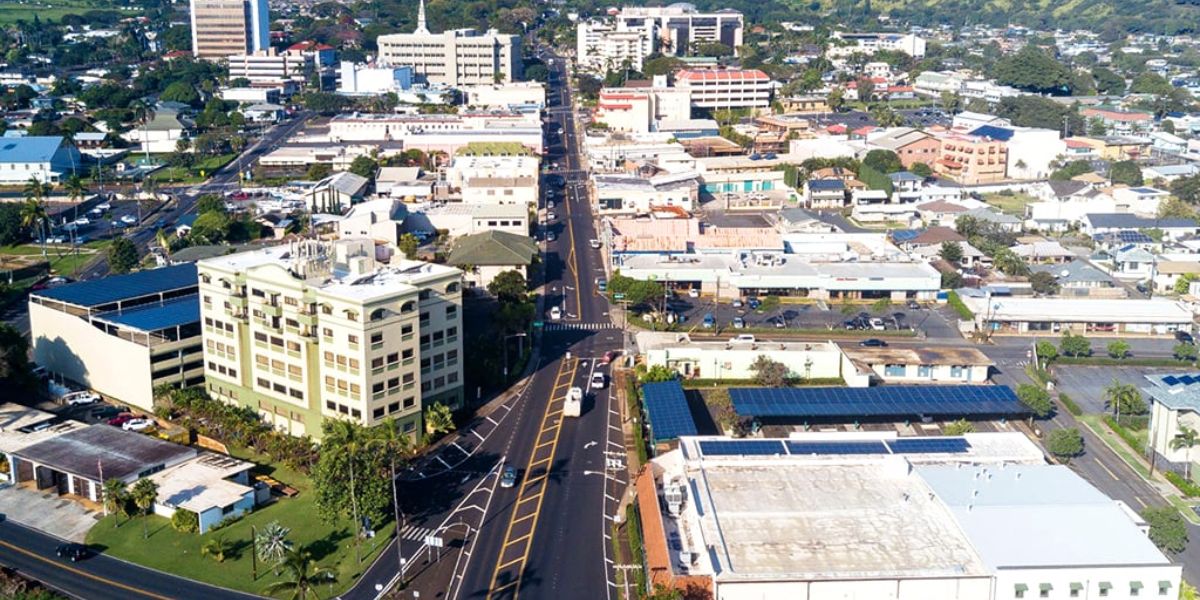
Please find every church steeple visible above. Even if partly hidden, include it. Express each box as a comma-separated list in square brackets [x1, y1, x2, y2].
[415, 0, 430, 34]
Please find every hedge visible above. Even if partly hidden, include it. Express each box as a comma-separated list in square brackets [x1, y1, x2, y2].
[1103, 415, 1145, 456]
[1165, 471, 1200, 498]
[946, 291, 973, 320]
[1058, 392, 1082, 417]
[1055, 356, 1192, 367]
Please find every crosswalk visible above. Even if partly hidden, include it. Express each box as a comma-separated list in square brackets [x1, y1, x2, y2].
[399, 524, 436, 542]
[544, 322, 621, 331]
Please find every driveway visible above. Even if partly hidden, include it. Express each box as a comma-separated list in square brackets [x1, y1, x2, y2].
[0, 483, 101, 542]
[1050, 365, 1178, 414]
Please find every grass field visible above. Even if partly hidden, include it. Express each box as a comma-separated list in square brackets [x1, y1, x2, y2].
[984, 192, 1038, 217]
[0, 241, 108, 278]
[147, 154, 238, 184]
[0, 0, 138, 25]
[87, 447, 395, 599]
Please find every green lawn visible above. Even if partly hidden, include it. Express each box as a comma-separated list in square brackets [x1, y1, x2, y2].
[0, 0, 138, 25]
[87, 447, 396, 599]
[144, 154, 237, 184]
[984, 192, 1038, 217]
[0, 241, 109, 278]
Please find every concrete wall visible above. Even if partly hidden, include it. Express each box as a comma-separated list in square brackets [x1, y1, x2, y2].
[865, 363, 990, 384]
[642, 343, 844, 381]
[993, 564, 1181, 600]
[197, 492, 255, 533]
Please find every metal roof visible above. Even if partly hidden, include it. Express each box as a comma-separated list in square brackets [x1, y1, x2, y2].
[0, 136, 67, 163]
[33, 264, 197, 308]
[93, 295, 200, 332]
[968, 125, 1014, 141]
[15, 424, 195, 482]
[642, 380, 698, 442]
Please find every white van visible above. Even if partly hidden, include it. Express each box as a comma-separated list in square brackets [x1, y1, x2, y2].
[563, 386, 583, 417]
[550, 306, 562, 320]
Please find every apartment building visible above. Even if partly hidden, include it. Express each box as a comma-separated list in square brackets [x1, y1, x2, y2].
[445, 155, 539, 206]
[327, 112, 543, 155]
[576, 18, 658, 73]
[189, 0, 269, 60]
[934, 133, 1008, 185]
[596, 80, 691, 133]
[614, 6, 742, 56]
[829, 31, 927, 57]
[226, 48, 312, 84]
[674, 68, 770, 110]
[197, 239, 464, 440]
[375, 0, 520, 87]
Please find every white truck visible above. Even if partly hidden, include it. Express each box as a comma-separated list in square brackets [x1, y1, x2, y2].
[563, 386, 583, 417]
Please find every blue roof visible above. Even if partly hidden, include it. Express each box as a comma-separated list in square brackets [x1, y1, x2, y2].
[642, 380, 698, 443]
[888, 171, 923, 182]
[1143, 372, 1200, 411]
[94, 295, 199, 332]
[969, 125, 1014, 141]
[808, 179, 845, 191]
[1129, 187, 1163, 194]
[176, 214, 198, 228]
[0, 136, 66, 163]
[34, 264, 198, 307]
[729, 385, 1028, 418]
[890, 229, 921, 242]
[696, 437, 971, 457]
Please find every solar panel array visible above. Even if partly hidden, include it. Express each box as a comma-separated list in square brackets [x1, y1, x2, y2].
[642, 381, 698, 443]
[697, 437, 972, 458]
[34, 264, 198, 307]
[729, 385, 1027, 418]
[1095, 230, 1154, 245]
[1162, 374, 1200, 387]
[94, 295, 200, 332]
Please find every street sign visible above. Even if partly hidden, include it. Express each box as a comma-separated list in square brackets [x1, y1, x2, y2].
[533, 321, 544, 328]
[424, 535, 444, 548]
[613, 293, 625, 300]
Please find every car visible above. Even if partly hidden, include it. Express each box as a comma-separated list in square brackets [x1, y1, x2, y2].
[859, 338, 888, 347]
[122, 418, 154, 432]
[907, 300, 921, 310]
[546, 231, 556, 242]
[120, 215, 138, 225]
[546, 212, 557, 221]
[729, 334, 756, 344]
[600, 350, 618, 365]
[1177, 331, 1195, 344]
[732, 299, 744, 308]
[111, 220, 126, 228]
[702, 313, 715, 328]
[72, 217, 90, 226]
[61, 391, 100, 406]
[596, 278, 607, 292]
[869, 318, 886, 331]
[589, 239, 601, 249]
[747, 297, 761, 310]
[56, 543, 89, 562]
[88, 207, 103, 216]
[107, 413, 134, 427]
[45, 235, 66, 244]
[75, 235, 88, 244]
[500, 466, 517, 488]
[774, 317, 786, 329]
[732, 317, 745, 329]
[549, 306, 562, 321]
[95, 202, 111, 211]
[591, 372, 606, 389]
[547, 200, 556, 209]
[89, 406, 121, 420]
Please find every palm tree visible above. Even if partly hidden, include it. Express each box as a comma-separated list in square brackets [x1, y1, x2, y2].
[64, 174, 86, 205]
[102, 478, 127, 527]
[255, 520, 293, 573]
[261, 548, 336, 600]
[132, 100, 155, 163]
[324, 419, 366, 564]
[130, 478, 159, 539]
[1103, 379, 1142, 421]
[201, 535, 230, 563]
[19, 196, 48, 257]
[371, 419, 415, 581]
[1172, 426, 1200, 480]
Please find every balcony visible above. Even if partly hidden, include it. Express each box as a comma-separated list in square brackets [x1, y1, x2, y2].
[230, 295, 247, 309]
[262, 303, 282, 317]
[296, 312, 317, 327]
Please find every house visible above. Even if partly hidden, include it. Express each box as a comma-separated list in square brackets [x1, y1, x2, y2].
[1083, 213, 1199, 240]
[306, 171, 370, 213]
[376, 166, 434, 200]
[1012, 240, 1074, 264]
[121, 106, 191, 154]
[959, 207, 1021, 232]
[910, 239, 990, 269]
[1112, 246, 1158, 279]
[1111, 186, 1170, 215]
[893, 225, 966, 250]
[866, 128, 940, 169]
[1081, 107, 1153, 136]
[174, 214, 198, 237]
[917, 200, 968, 227]
[841, 346, 993, 384]
[805, 178, 847, 209]
[446, 230, 538, 290]
[336, 198, 408, 246]
[242, 103, 285, 123]
[1152, 261, 1200, 295]
[773, 208, 839, 233]
[888, 171, 924, 202]
[1143, 163, 1200, 183]
[1030, 260, 1117, 293]
[0, 136, 83, 184]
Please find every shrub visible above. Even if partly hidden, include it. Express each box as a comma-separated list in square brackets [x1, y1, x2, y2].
[946, 291, 973, 320]
[171, 509, 199, 534]
[1165, 471, 1200, 497]
[1103, 415, 1144, 453]
[1058, 392, 1082, 416]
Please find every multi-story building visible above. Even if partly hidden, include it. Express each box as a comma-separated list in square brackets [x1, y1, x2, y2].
[596, 79, 691, 133]
[189, 0, 269, 60]
[866, 128, 940, 169]
[375, 0, 520, 87]
[674, 68, 770, 110]
[445, 155, 539, 206]
[614, 6, 742, 56]
[829, 31, 927, 57]
[197, 239, 464, 439]
[327, 112, 544, 155]
[226, 48, 311, 84]
[934, 132, 1008, 185]
[576, 19, 658, 73]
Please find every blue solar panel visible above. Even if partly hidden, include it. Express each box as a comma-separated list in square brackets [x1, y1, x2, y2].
[93, 295, 200, 332]
[969, 125, 1015, 141]
[785, 440, 888, 455]
[33, 264, 197, 307]
[729, 385, 1027, 418]
[887, 438, 971, 454]
[642, 381, 698, 443]
[1164, 376, 1181, 386]
[698, 440, 786, 456]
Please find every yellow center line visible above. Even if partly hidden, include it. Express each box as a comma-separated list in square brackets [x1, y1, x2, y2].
[0, 540, 173, 600]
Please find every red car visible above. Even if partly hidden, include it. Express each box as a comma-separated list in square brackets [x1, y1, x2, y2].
[107, 413, 134, 427]
[600, 350, 619, 365]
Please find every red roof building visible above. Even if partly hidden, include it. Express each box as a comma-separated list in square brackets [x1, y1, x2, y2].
[673, 68, 771, 110]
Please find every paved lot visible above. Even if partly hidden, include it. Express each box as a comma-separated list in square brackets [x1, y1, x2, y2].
[662, 296, 958, 338]
[1051, 365, 1178, 414]
[0, 483, 101, 542]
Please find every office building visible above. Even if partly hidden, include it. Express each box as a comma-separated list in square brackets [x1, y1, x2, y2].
[674, 68, 770, 109]
[639, 433, 1181, 598]
[614, 6, 742, 56]
[338, 62, 415, 95]
[226, 48, 312, 84]
[829, 31, 927, 58]
[576, 18, 658, 73]
[29, 265, 203, 412]
[375, 0, 521, 87]
[189, 0, 269, 60]
[596, 78, 691, 133]
[197, 239, 464, 439]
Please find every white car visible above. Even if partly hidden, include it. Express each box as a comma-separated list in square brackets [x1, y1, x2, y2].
[46, 235, 65, 244]
[546, 212, 557, 221]
[729, 334, 756, 344]
[546, 232, 556, 242]
[688, 288, 700, 298]
[869, 318, 886, 331]
[589, 239, 601, 249]
[549, 306, 562, 321]
[95, 202, 112, 211]
[122, 418, 154, 432]
[61, 391, 100, 406]
[120, 215, 138, 225]
[590, 372, 606, 389]
[72, 217, 90, 226]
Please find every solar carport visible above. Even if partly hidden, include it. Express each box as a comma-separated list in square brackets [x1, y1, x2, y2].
[729, 385, 1029, 421]
[641, 381, 698, 445]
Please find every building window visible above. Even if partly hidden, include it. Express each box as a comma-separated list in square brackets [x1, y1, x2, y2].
[917, 364, 932, 378]
[446, 306, 457, 318]
[883, 364, 906, 377]
[373, 407, 385, 419]
[950, 365, 965, 378]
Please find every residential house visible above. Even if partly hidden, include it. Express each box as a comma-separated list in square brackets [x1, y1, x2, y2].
[1111, 186, 1170, 215]
[446, 230, 538, 290]
[910, 239, 990, 269]
[1153, 261, 1200, 295]
[122, 107, 190, 154]
[243, 103, 285, 123]
[773, 208, 839, 233]
[306, 171, 370, 213]
[804, 179, 847, 209]
[917, 200, 968, 227]
[1029, 260, 1118, 295]
[866, 128, 940, 169]
[1112, 246, 1158, 280]
[959, 207, 1022, 232]
[1144, 164, 1200, 183]
[1012, 240, 1074, 264]
[1081, 107, 1154, 136]
[1083, 213, 1199, 241]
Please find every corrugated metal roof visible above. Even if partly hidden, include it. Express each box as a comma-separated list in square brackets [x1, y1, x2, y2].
[33, 264, 197, 307]
[93, 295, 200, 332]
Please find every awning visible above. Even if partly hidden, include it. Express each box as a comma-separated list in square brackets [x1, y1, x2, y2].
[1039, 583, 1053, 592]
[1014, 584, 1029, 593]
[1099, 582, 1112, 591]
[1160, 581, 1174, 590]
[1130, 581, 1144, 590]
[1070, 583, 1083, 592]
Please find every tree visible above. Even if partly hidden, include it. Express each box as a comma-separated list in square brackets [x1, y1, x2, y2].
[1017, 383, 1053, 418]
[1092, 67, 1126, 95]
[195, 194, 226, 215]
[107, 237, 139, 274]
[943, 418, 975, 436]
[424, 402, 455, 437]
[1050, 160, 1094, 181]
[1130, 72, 1175, 96]
[991, 249, 1030, 277]
[1176, 273, 1200, 295]
[371, 417, 414, 581]
[102, 478, 128, 527]
[1046, 428, 1084, 462]
[826, 87, 845, 113]
[1103, 379, 1146, 418]
[313, 420, 386, 564]
[398, 233, 419, 259]
[870, 104, 902, 127]
[939, 91, 962, 114]
[696, 42, 733, 58]
[1175, 342, 1199, 362]
[1059, 332, 1091, 357]
[201, 535, 230, 563]
[750, 355, 789, 387]
[1171, 426, 1200, 480]
[306, 163, 333, 181]
[910, 162, 932, 178]
[1158, 196, 1196, 220]
[938, 241, 963, 264]
[1142, 506, 1188, 554]
[1029, 271, 1060, 296]
[862, 149, 903, 174]
[1109, 160, 1144, 186]
[856, 78, 876, 103]
[992, 45, 1073, 95]
[1106, 340, 1131, 359]
[20, 179, 49, 256]
[638, 365, 677, 383]
[256, 521, 293, 571]
[261, 547, 336, 599]
[523, 63, 549, 82]
[487, 270, 528, 304]
[1171, 175, 1200, 205]
[64, 174, 86, 205]
[1035, 340, 1058, 364]
[160, 81, 200, 107]
[642, 56, 683, 77]
[189, 211, 229, 244]
[0, 202, 25, 246]
[130, 478, 158, 539]
[348, 155, 378, 180]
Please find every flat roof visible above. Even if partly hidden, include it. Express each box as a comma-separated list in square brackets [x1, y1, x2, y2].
[1143, 372, 1200, 411]
[843, 346, 994, 366]
[16, 424, 196, 482]
[32, 264, 198, 308]
[0, 403, 56, 432]
[149, 453, 254, 513]
[729, 385, 1027, 418]
[967, 297, 1194, 324]
[92, 295, 200, 333]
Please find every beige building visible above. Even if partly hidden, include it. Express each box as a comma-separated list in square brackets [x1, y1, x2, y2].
[29, 265, 204, 412]
[376, 0, 520, 87]
[189, 0, 269, 60]
[226, 48, 312, 84]
[198, 239, 464, 440]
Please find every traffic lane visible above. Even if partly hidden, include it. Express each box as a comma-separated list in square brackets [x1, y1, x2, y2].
[0, 520, 259, 600]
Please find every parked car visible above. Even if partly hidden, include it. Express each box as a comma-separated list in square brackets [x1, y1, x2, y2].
[546, 212, 557, 221]
[546, 231, 557, 242]
[859, 338, 889, 347]
[95, 202, 111, 211]
[547, 200, 556, 209]
[591, 372, 606, 389]
[688, 288, 700, 298]
[500, 466, 517, 489]
[549, 306, 562, 321]
[596, 278, 606, 292]
[61, 391, 100, 406]
[702, 313, 715, 328]
[89, 406, 122, 420]
[732, 299, 744, 309]
[773, 317, 786, 329]
[72, 217, 90, 226]
[122, 418, 154, 432]
[120, 215, 138, 225]
[732, 317, 745, 329]
[600, 350, 618, 365]
[869, 318, 886, 331]
[589, 239, 601, 249]
[729, 334, 756, 344]
[107, 413, 134, 427]
[747, 297, 761, 310]
[1177, 331, 1195, 345]
[56, 544, 90, 562]
[907, 300, 921, 310]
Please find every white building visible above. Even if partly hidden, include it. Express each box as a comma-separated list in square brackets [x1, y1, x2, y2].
[829, 31, 927, 57]
[0, 136, 82, 184]
[220, 86, 281, 104]
[674, 68, 771, 110]
[596, 81, 691, 133]
[613, 5, 742, 57]
[914, 71, 966, 97]
[462, 82, 547, 109]
[327, 112, 544, 155]
[445, 155, 539, 206]
[376, 0, 520, 87]
[961, 295, 1194, 337]
[638, 433, 1179, 600]
[1003, 127, 1066, 180]
[405, 202, 529, 238]
[121, 107, 191, 155]
[226, 48, 311, 84]
[576, 18, 657, 73]
[594, 171, 699, 214]
[338, 62, 414, 95]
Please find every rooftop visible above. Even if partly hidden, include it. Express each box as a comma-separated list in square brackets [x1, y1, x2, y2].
[843, 346, 994, 366]
[963, 296, 1193, 323]
[16, 424, 196, 482]
[1143, 372, 1200, 411]
[149, 453, 254, 514]
[0, 403, 56, 432]
[91, 295, 200, 333]
[446, 230, 538, 267]
[32, 264, 197, 308]
[0, 136, 68, 163]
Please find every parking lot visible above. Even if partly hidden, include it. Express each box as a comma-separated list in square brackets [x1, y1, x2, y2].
[44, 197, 161, 245]
[1051, 365, 1178, 414]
